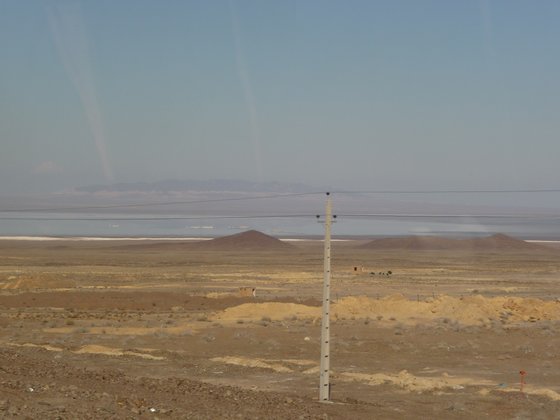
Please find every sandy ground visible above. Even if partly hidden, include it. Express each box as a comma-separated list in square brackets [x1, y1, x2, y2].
[1, 238, 560, 418]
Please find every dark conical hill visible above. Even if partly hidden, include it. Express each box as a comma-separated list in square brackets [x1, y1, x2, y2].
[195, 230, 294, 251]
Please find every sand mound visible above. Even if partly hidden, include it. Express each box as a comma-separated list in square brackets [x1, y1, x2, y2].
[211, 356, 293, 373]
[333, 294, 560, 325]
[195, 230, 294, 251]
[214, 295, 560, 325]
[7, 343, 164, 360]
[1, 275, 76, 290]
[216, 302, 321, 322]
[8, 342, 63, 352]
[341, 370, 560, 400]
[359, 233, 546, 251]
[339, 370, 493, 392]
[500, 387, 560, 401]
[75, 344, 164, 360]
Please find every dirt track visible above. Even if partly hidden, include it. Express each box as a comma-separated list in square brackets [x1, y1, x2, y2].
[1, 239, 560, 418]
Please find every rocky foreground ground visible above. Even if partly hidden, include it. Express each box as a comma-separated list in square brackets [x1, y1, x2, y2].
[1, 238, 560, 418]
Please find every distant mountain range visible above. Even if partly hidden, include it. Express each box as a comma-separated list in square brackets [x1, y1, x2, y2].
[75, 179, 318, 194]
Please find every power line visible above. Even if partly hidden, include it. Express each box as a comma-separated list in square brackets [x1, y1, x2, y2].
[337, 213, 560, 219]
[2, 188, 559, 213]
[0, 191, 323, 213]
[333, 188, 560, 195]
[2, 212, 559, 222]
[0, 214, 317, 222]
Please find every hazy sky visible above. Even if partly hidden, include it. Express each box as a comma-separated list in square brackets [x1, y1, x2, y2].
[1, 0, 559, 194]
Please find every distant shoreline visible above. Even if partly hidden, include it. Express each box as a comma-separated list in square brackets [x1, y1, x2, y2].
[0, 236, 213, 241]
[0, 235, 559, 244]
[0, 236, 354, 242]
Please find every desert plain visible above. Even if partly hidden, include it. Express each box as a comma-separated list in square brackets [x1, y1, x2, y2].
[1, 231, 560, 419]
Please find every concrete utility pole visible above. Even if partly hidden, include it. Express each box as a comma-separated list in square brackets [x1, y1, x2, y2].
[319, 192, 333, 402]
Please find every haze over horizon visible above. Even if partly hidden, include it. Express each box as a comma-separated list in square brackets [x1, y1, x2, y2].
[1, 1, 559, 209]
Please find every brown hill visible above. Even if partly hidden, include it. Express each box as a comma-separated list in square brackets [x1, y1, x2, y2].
[105, 230, 293, 252]
[468, 233, 540, 250]
[194, 230, 294, 251]
[359, 233, 546, 251]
